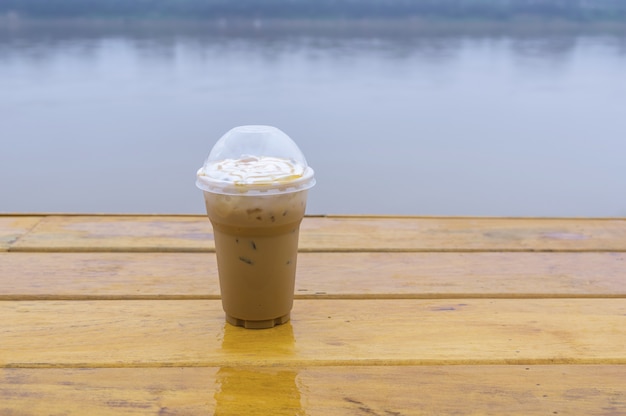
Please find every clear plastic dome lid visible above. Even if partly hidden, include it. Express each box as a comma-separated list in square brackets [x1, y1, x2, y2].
[196, 125, 315, 195]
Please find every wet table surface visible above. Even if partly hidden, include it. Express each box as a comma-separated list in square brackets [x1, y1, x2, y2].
[1, 214, 625, 415]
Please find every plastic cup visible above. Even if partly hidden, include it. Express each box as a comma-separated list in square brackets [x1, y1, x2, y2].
[196, 125, 315, 329]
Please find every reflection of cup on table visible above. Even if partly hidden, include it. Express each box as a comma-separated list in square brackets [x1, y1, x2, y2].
[215, 322, 301, 413]
[196, 125, 315, 329]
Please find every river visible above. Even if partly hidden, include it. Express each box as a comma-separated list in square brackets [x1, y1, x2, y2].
[1, 20, 625, 216]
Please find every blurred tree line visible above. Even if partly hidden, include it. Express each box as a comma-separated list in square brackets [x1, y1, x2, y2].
[1, 0, 625, 20]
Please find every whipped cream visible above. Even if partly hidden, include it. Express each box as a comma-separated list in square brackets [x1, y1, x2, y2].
[200, 155, 306, 185]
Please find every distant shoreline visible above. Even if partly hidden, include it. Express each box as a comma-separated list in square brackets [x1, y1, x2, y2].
[2, 16, 626, 37]
[2, 0, 626, 21]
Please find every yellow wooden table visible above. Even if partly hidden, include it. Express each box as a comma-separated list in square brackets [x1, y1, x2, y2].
[1, 214, 625, 415]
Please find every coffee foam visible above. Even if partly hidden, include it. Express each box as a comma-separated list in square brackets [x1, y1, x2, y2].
[200, 155, 306, 185]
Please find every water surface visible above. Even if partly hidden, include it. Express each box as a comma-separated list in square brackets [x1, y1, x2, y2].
[1, 21, 625, 216]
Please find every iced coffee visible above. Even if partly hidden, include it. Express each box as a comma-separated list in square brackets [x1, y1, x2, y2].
[196, 126, 315, 329]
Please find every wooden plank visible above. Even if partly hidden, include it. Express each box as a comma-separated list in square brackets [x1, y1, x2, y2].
[1, 365, 625, 415]
[8, 215, 626, 252]
[0, 252, 217, 300]
[303, 216, 626, 252]
[1, 299, 624, 367]
[0, 216, 42, 251]
[1, 252, 625, 299]
[8, 215, 214, 252]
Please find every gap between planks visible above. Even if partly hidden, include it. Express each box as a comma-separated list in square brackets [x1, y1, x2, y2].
[1, 293, 626, 301]
[4, 358, 626, 369]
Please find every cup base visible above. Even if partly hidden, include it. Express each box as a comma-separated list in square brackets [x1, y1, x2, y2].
[225, 313, 290, 329]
